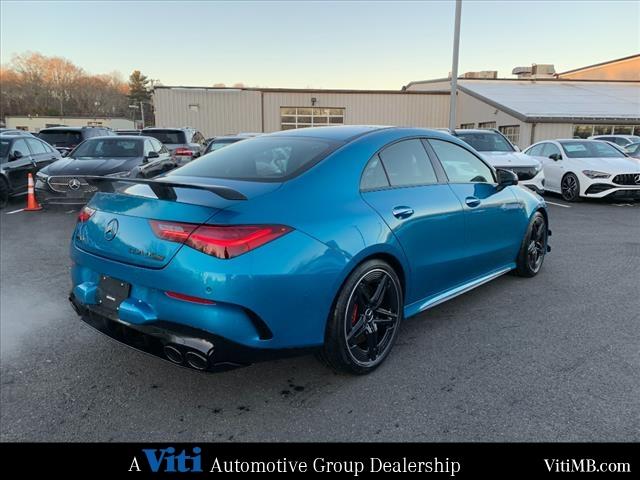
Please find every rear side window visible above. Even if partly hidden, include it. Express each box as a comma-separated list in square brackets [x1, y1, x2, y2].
[429, 139, 494, 184]
[144, 130, 187, 144]
[168, 136, 336, 182]
[379, 139, 437, 187]
[26, 138, 47, 154]
[526, 144, 545, 156]
[360, 155, 389, 190]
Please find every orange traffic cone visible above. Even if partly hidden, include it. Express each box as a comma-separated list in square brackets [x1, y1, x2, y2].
[24, 173, 42, 211]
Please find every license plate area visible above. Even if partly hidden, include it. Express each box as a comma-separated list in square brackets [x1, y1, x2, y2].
[97, 275, 131, 313]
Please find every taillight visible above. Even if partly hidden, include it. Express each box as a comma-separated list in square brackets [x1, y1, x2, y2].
[77, 206, 96, 223]
[149, 221, 292, 259]
[174, 147, 194, 156]
[150, 220, 197, 242]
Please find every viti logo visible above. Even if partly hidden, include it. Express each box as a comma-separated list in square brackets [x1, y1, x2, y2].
[129, 447, 203, 473]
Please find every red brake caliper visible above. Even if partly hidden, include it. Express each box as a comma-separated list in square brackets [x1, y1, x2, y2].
[351, 303, 359, 325]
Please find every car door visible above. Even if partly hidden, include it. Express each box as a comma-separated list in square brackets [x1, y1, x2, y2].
[360, 138, 468, 305]
[540, 142, 565, 192]
[427, 138, 526, 280]
[4, 138, 35, 193]
[26, 138, 59, 170]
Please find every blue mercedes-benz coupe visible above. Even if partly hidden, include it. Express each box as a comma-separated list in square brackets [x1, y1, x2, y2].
[69, 126, 549, 374]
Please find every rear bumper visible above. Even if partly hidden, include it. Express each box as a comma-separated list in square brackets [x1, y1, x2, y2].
[69, 293, 314, 372]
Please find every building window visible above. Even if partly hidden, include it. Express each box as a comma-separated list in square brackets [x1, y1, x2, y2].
[280, 107, 345, 130]
[459, 123, 475, 129]
[499, 125, 520, 145]
[572, 124, 640, 138]
[189, 104, 199, 112]
[478, 121, 496, 129]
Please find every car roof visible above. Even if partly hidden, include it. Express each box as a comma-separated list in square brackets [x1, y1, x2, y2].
[0, 132, 33, 138]
[453, 129, 499, 134]
[85, 135, 143, 140]
[143, 127, 191, 132]
[267, 125, 393, 142]
[39, 126, 104, 131]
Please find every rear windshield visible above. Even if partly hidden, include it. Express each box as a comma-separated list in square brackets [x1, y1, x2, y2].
[71, 138, 142, 158]
[560, 141, 625, 158]
[456, 132, 514, 152]
[38, 130, 83, 147]
[168, 136, 336, 182]
[143, 130, 187, 144]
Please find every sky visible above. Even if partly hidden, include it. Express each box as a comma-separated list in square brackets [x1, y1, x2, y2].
[1, 0, 638, 89]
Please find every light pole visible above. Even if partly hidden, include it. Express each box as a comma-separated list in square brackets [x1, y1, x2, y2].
[448, 0, 462, 131]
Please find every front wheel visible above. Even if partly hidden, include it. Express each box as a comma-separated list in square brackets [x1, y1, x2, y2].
[561, 173, 581, 202]
[514, 212, 548, 277]
[320, 259, 403, 374]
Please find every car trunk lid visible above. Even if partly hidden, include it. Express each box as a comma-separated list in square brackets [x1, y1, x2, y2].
[74, 177, 281, 268]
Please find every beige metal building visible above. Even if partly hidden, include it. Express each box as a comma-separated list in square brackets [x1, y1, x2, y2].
[153, 86, 450, 137]
[5, 115, 135, 132]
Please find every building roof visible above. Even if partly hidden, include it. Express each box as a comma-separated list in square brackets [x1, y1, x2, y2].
[557, 53, 640, 76]
[153, 85, 449, 95]
[458, 80, 640, 123]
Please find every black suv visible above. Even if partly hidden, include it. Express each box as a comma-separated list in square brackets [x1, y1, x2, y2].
[38, 126, 115, 156]
[0, 132, 62, 207]
[141, 127, 206, 165]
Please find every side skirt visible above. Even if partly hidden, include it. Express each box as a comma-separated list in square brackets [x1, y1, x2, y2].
[404, 265, 514, 319]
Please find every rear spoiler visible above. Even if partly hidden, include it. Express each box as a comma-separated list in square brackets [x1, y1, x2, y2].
[83, 176, 247, 201]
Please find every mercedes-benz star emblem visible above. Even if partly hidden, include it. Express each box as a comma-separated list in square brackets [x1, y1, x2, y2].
[104, 219, 119, 241]
[634, 174, 640, 185]
[68, 178, 81, 190]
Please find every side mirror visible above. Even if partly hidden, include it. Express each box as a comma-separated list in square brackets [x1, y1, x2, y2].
[496, 168, 518, 190]
[147, 151, 159, 159]
[10, 150, 23, 160]
[549, 153, 562, 161]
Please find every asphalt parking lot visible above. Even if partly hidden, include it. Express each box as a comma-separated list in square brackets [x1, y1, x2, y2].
[1, 195, 638, 442]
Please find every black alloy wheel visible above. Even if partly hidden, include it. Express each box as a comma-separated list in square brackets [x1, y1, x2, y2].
[514, 211, 548, 277]
[320, 260, 403, 374]
[561, 173, 581, 202]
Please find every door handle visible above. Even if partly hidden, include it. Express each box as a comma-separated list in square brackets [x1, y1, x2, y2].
[465, 196, 481, 208]
[392, 206, 414, 219]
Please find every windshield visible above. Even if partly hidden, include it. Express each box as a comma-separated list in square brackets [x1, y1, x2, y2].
[205, 138, 241, 153]
[560, 141, 626, 159]
[0, 140, 10, 157]
[625, 143, 640, 155]
[168, 136, 337, 182]
[456, 132, 514, 152]
[71, 138, 142, 158]
[143, 130, 187, 144]
[38, 130, 82, 147]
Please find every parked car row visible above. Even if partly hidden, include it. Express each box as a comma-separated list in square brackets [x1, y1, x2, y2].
[2, 125, 639, 208]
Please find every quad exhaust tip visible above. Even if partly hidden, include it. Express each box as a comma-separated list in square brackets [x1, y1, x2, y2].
[163, 345, 184, 364]
[163, 344, 210, 371]
[185, 351, 209, 371]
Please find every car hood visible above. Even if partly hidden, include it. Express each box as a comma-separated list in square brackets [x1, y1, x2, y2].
[570, 156, 640, 173]
[479, 151, 540, 168]
[41, 157, 140, 176]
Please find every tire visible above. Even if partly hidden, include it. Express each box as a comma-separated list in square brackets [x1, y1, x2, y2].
[561, 173, 581, 202]
[0, 178, 9, 209]
[514, 212, 548, 277]
[320, 259, 403, 374]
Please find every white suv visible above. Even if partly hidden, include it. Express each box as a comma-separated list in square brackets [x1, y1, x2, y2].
[454, 129, 545, 194]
